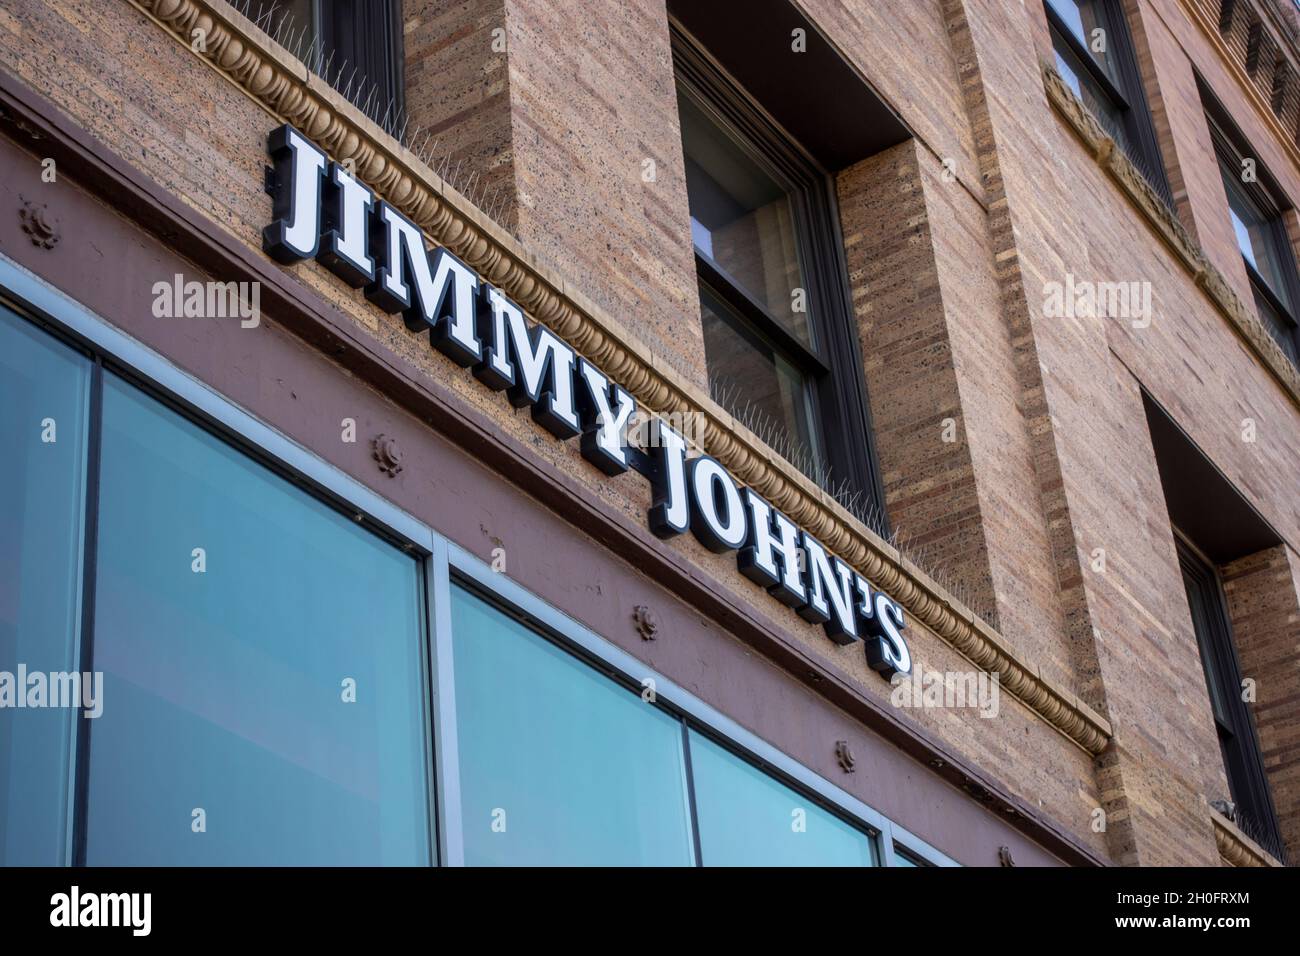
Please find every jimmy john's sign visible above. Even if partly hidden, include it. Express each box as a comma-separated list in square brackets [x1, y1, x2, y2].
[262, 125, 911, 679]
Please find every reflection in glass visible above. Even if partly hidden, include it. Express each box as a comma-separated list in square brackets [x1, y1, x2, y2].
[680, 91, 811, 348]
[1053, 38, 1129, 154]
[0, 307, 90, 865]
[1047, 0, 1122, 84]
[689, 730, 876, 866]
[85, 375, 429, 865]
[267, 0, 317, 49]
[700, 284, 821, 475]
[1221, 162, 1293, 312]
[1251, 288, 1299, 365]
[451, 585, 695, 866]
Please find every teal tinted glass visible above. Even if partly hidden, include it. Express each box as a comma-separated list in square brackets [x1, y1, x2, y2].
[450, 585, 695, 865]
[0, 307, 91, 865]
[84, 374, 430, 864]
[892, 846, 922, 867]
[689, 730, 876, 866]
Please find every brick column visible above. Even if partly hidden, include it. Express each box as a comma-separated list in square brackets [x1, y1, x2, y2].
[404, 0, 517, 228]
[402, 0, 706, 389]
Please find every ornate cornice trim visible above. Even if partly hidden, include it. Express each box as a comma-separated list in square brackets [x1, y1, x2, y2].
[1043, 61, 1300, 410]
[1212, 809, 1284, 866]
[1186, 0, 1300, 171]
[127, 0, 1113, 755]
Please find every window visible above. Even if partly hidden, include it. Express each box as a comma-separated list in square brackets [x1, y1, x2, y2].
[450, 581, 887, 867]
[1045, 0, 1172, 205]
[0, 310, 90, 866]
[265, 1, 405, 134]
[892, 845, 928, 867]
[688, 730, 877, 866]
[1177, 536, 1283, 854]
[1145, 392, 1286, 861]
[674, 27, 885, 509]
[0, 260, 947, 867]
[84, 375, 431, 865]
[1207, 112, 1300, 366]
[0, 303, 432, 866]
[450, 584, 696, 866]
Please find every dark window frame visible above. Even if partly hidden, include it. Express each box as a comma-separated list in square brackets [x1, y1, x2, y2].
[1175, 532, 1284, 857]
[1204, 102, 1300, 366]
[1044, 0, 1173, 207]
[672, 25, 888, 520]
[892, 843, 932, 866]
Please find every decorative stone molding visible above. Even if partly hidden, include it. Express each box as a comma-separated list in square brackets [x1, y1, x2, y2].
[126, 0, 1113, 755]
[1043, 61, 1300, 409]
[1212, 808, 1284, 866]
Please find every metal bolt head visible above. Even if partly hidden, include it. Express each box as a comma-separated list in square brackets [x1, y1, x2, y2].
[632, 604, 659, 641]
[19, 198, 60, 249]
[371, 433, 403, 477]
[835, 739, 856, 773]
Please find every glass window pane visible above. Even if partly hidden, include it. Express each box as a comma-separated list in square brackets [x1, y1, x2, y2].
[267, 0, 318, 49]
[1251, 286, 1300, 366]
[679, 91, 811, 348]
[1052, 34, 1130, 154]
[1220, 162, 1295, 313]
[701, 284, 822, 477]
[1047, 0, 1122, 85]
[688, 730, 876, 866]
[450, 585, 695, 866]
[0, 307, 91, 865]
[1229, 206, 1259, 270]
[85, 375, 429, 865]
[892, 845, 924, 867]
[1181, 563, 1233, 731]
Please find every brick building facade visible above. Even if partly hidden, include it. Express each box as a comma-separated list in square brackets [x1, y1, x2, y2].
[0, 0, 1295, 866]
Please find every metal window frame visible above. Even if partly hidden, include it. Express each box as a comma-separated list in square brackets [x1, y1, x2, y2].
[1174, 531, 1285, 859]
[449, 544, 956, 867]
[1204, 101, 1300, 366]
[1045, 0, 1133, 106]
[0, 251, 952, 868]
[1044, 0, 1174, 207]
[672, 22, 889, 523]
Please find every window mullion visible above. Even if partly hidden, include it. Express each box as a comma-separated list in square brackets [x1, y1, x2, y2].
[696, 255, 828, 375]
[427, 535, 465, 867]
[68, 356, 103, 868]
[1246, 259, 1299, 326]
[680, 718, 705, 867]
